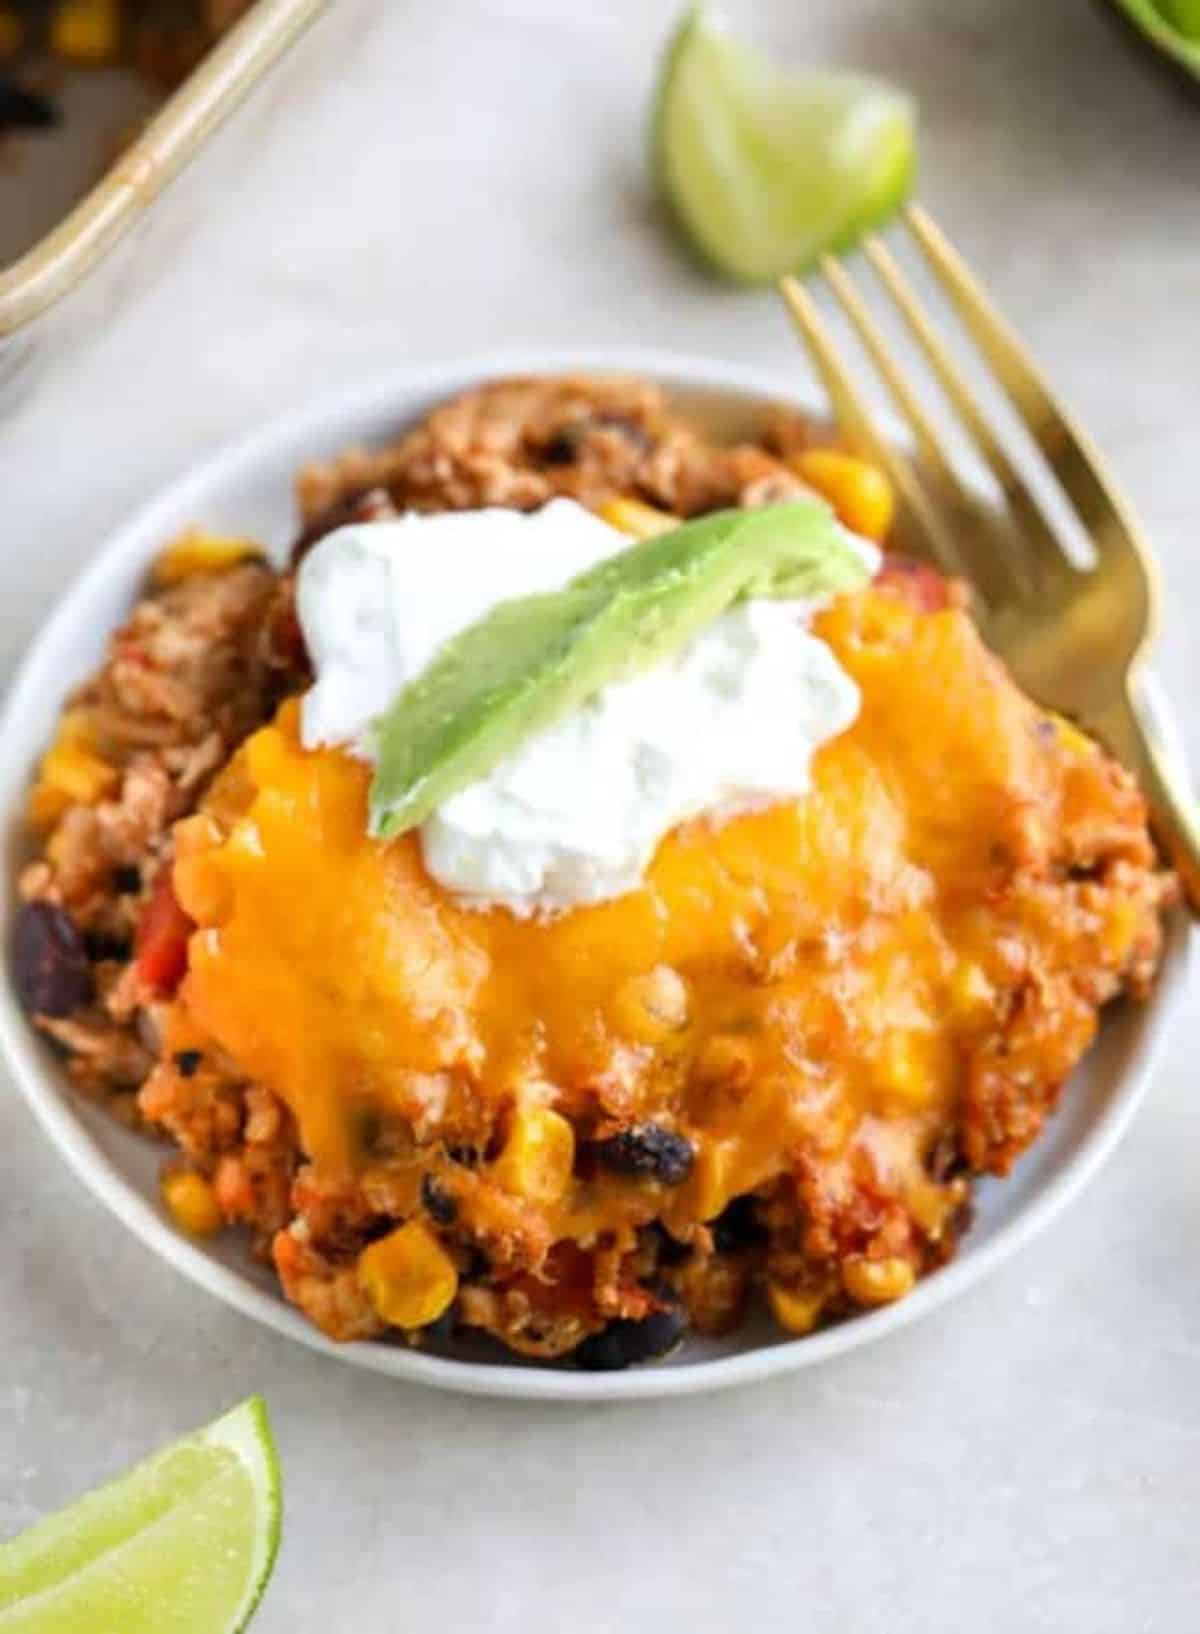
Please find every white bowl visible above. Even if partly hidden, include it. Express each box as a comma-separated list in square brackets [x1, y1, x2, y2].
[0, 348, 1190, 1402]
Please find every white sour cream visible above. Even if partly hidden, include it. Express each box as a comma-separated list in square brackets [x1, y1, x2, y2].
[296, 499, 873, 915]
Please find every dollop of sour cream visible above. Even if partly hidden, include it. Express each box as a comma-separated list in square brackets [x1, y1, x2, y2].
[297, 499, 875, 915]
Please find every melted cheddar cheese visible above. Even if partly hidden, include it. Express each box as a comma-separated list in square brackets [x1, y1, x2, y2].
[172, 588, 1159, 1291]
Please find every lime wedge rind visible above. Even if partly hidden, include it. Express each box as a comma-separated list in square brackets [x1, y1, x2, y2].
[1108, 0, 1200, 74]
[200, 1396, 282, 1634]
[652, 6, 917, 283]
[0, 1397, 280, 1634]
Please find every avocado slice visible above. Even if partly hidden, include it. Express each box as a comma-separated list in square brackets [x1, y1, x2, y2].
[368, 500, 871, 839]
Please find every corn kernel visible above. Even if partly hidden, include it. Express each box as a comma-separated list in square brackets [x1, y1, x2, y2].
[1048, 713, 1096, 758]
[611, 966, 690, 1045]
[906, 1178, 962, 1239]
[45, 823, 77, 875]
[598, 497, 678, 540]
[50, 0, 122, 65]
[28, 711, 117, 830]
[790, 450, 895, 542]
[842, 1255, 916, 1306]
[38, 739, 119, 806]
[949, 959, 994, 1019]
[27, 784, 72, 833]
[161, 1168, 224, 1238]
[767, 1279, 831, 1335]
[684, 1139, 736, 1224]
[875, 1034, 931, 1112]
[58, 708, 98, 749]
[492, 1105, 575, 1204]
[151, 528, 263, 588]
[357, 1221, 458, 1328]
[1103, 899, 1138, 962]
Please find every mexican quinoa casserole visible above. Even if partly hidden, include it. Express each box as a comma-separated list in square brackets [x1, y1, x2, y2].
[11, 375, 1176, 1369]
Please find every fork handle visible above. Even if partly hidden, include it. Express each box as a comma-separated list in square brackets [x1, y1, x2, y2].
[1092, 683, 1200, 916]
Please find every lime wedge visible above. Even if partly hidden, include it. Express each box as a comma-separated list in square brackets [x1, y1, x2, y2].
[653, 6, 917, 283]
[1154, 0, 1200, 38]
[0, 1398, 281, 1634]
[1108, 0, 1200, 70]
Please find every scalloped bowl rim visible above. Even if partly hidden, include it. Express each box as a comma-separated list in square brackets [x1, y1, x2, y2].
[0, 346, 1190, 1402]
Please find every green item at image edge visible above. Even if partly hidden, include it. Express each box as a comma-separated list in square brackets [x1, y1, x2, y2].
[0, 1397, 281, 1634]
[1110, 0, 1200, 71]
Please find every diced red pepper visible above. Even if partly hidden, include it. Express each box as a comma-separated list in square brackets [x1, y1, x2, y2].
[875, 552, 953, 612]
[135, 866, 194, 994]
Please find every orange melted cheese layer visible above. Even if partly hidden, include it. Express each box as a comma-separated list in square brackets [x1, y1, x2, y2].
[173, 590, 1079, 1237]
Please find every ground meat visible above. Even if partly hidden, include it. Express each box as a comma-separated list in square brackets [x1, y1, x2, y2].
[38, 1011, 155, 1095]
[18, 559, 308, 1109]
[87, 563, 298, 752]
[294, 375, 812, 526]
[290, 486, 399, 567]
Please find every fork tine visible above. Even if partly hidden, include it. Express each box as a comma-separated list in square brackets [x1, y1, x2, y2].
[861, 229, 1076, 595]
[777, 275, 965, 577]
[815, 251, 1019, 604]
[902, 204, 1149, 576]
[816, 253, 967, 505]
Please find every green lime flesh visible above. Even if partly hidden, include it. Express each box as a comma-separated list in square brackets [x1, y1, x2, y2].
[1109, 0, 1200, 67]
[653, 6, 917, 283]
[1156, 0, 1200, 39]
[0, 1398, 281, 1634]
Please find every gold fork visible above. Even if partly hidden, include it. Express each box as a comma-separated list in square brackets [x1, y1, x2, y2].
[779, 204, 1200, 913]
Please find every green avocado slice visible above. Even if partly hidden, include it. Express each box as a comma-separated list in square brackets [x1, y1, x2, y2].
[367, 500, 871, 840]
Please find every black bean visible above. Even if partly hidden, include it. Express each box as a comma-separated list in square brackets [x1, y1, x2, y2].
[539, 431, 578, 465]
[1067, 859, 1105, 884]
[12, 902, 93, 1017]
[592, 1123, 695, 1186]
[174, 1049, 203, 1079]
[927, 1130, 966, 1185]
[711, 1195, 767, 1255]
[573, 1306, 686, 1371]
[112, 865, 142, 894]
[463, 1246, 490, 1280]
[360, 1216, 399, 1248]
[422, 1305, 458, 1344]
[421, 1174, 458, 1226]
[649, 1222, 692, 1267]
[356, 1108, 384, 1157]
